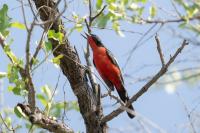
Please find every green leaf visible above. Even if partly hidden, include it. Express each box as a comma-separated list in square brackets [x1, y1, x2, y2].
[31, 57, 39, 66]
[129, 3, 138, 10]
[96, 0, 103, 9]
[48, 30, 64, 44]
[5, 117, 12, 127]
[44, 41, 52, 52]
[141, 0, 147, 3]
[186, 5, 199, 18]
[7, 86, 14, 92]
[50, 54, 64, 65]
[36, 94, 47, 106]
[150, 6, 157, 18]
[179, 22, 187, 28]
[0, 72, 7, 78]
[12, 87, 21, 95]
[97, 14, 110, 28]
[3, 43, 18, 64]
[0, 4, 11, 36]
[41, 85, 52, 99]
[7, 64, 19, 83]
[112, 21, 124, 37]
[14, 106, 26, 118]
[75, 23, 83, 32]
[11, 22, 26, 30]
[138, 7, 144, 16]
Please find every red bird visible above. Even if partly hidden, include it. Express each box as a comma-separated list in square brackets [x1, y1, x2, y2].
[85, 33, 135, 118]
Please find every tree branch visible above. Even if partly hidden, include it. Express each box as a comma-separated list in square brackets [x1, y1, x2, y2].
[0, 113, 15, 132]
[32, 0, 107, 132]
[101, 40, 189, 123]
[140, 15, 200, 24]
[17, 104, 74, 133]
[155, 34, 165, 67]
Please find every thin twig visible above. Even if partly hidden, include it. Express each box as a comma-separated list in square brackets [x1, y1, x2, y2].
[176, 92, 197, 133]
[101, 40, 188, 124]
[140, 15, 200, 24]
[30, 30, 46, 67]
[90, 5, 107, 23]
[155, 34, 165, 67]
[122, 23, 158, 70]
[43, 71, 61, 114]
[20, 0, 28, 31]
[0, 113, 15, 133]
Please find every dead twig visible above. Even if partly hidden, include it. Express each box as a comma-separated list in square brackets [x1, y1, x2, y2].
[155, 34, 165, 67]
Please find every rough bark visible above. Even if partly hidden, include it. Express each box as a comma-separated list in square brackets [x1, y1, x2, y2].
[32, 0, 107, 132]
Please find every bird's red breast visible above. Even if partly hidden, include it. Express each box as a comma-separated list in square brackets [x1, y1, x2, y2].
[92, 45, 123, 90]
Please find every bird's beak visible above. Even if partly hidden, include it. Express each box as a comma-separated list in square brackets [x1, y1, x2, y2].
[81, 33, 87, 39]
[84, 32, 90, 37]
[81, 32, 90, 39]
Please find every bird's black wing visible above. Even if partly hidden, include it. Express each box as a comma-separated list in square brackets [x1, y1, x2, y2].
[106, 49, 124, 84]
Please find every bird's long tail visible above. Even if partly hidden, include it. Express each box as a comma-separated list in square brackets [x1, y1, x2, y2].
[116, 85, 135, 118]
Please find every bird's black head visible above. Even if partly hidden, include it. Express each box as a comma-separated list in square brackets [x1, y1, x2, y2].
[90, 34, 104, 47]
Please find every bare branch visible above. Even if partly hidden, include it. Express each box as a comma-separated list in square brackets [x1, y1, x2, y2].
[122, 23, 159, 70]
[101, 40, 188, 123]
[155, 34, 165, 67]
[20, 0, 28, 31]
[140, 15, 200, 24]
[30, 30, 46, 67]
[176, 92, 197, 133]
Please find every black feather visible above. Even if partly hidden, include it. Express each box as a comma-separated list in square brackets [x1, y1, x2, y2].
[117, 85, 135, 118]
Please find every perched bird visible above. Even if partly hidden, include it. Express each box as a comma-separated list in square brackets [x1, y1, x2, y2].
[84, 33, 135, 118]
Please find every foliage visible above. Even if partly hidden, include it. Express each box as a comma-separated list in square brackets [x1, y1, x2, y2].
[0, 0, 200, 132]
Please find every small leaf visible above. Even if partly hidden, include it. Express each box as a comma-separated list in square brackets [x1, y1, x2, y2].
[7, 64, 19, 83]
[12, 87, 21, 95]
[31, 57, 39, 66]
[150, 6, 157, 18]
[8, 86, 14, 92]
[0, 4, 12, 36]
[36, 94, 47, 106]
[179, 22, 187, 28]
[14, 106, 26, 118]
[129, 3, 138, 10]
[48, 30, 64, 44]
[5, 117, 12, 127]
[11, 22, 26, 29]
[41, 85, 52, 99]
[50, 54, 64, 65]
[0, 72, 7, 78]
[96, 0, 103, 9]
[44, 41, 52, 52]
[75, 23, 83, 32]
[97, 14, 110, 28]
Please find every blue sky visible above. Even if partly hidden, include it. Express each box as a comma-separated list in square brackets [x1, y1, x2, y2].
[0, 0, 200, 133]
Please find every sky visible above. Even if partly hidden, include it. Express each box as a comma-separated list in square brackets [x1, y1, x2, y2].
[0, 0, 200, 133]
